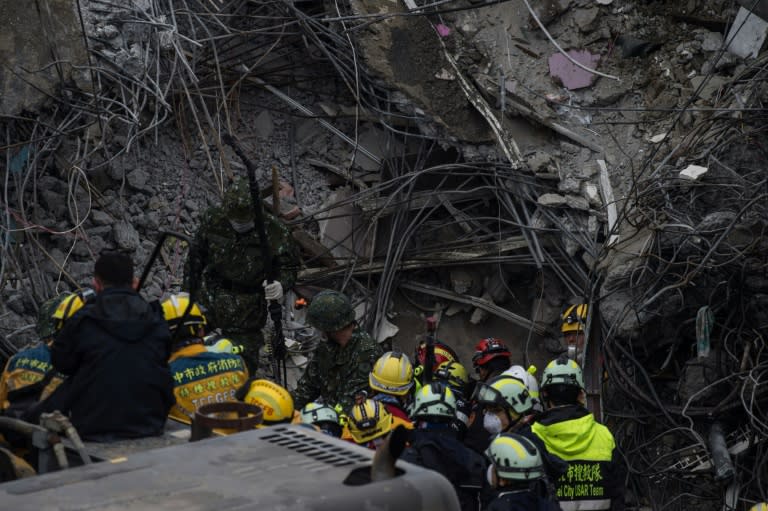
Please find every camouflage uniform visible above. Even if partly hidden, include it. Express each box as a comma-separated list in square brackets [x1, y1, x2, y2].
[185, 180, 299, 370]
[292, 328, 383, 411]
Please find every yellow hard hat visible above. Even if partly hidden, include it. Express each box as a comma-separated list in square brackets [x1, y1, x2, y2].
[561, 304, 588, 333]
[434, 360, 469, 389]
[369, 351, 414, 396]
[161, 293, 207, 334]
[243, 379, 294, 424]
[52, 289, 95, 331]
[347, 399, 392, 444]
[749, 504, 768, 511]
[205, 336, 243, 355]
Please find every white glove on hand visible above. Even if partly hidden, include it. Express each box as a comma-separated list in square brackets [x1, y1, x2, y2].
[262, 280, 284, 302]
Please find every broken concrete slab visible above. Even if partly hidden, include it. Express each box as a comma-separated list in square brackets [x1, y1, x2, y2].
[565, 195, 590, 211]
[697, 31, 723, 52]
[526, 150, 555, 173]
[737, 0, 768, 21]
[0, 0, 90, 115]
[538, 193, 568, 207]
[689, 75, 729, 102]
[317, 187, 373, 261]
[726, 6, 768, 58]
[583, 183, 602, 207]
[548, 50, 601, 90]
[597, 159, 619, 247]
[113, 221, 140, 251]
[680, 164, 708, 180]
[574, 7, 600, 33]
[558, 177, 582, 194]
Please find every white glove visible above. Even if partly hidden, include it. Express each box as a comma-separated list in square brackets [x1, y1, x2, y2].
[262, 280, 284, 302]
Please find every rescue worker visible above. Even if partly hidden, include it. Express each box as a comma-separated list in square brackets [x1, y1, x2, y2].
[299, 401, 342, 437]
[561, 304, 588, 363]
[28, 251, 174, 441]
[475, 373, 568, 482]
[368, 351, 415, 426]
[413, 339, 459, 388]
[238, 378, 297, 426]
[474, 375, 533, 437]
[346, 398, 392, 449]
[532, 356, 625, 511]
[484, 433, 560, 511]
[292, 290, 383, 410]
[162, 293, 248, 424]
[401, 382, 485, 511]
[0, 291, 93, 418]
[434, 360, 472, 438]
[504, 365, 543, 412]
[472, 337, 512, 382]
[465, 337, 512, 453]
[185, 178, 300, 371]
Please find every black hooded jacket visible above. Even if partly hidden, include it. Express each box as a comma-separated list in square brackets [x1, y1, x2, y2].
[402, 428, 487, 511]
[43, 287, 174, 441]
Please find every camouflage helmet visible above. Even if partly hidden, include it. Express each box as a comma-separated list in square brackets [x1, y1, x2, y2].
[36, 296, 64, 339]
[222, 179, 254, 226]
[307, 290, 356, 333]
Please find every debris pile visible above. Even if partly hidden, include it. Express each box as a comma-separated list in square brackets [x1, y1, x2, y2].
[0, 0, 767, 507]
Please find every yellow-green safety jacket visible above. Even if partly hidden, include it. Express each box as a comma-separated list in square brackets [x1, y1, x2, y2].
[532, 405, 625, 511]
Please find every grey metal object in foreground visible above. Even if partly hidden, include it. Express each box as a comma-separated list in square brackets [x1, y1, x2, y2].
[0, 425, 460, 511]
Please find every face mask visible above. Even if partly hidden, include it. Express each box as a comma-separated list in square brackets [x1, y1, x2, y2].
[483, 411, 503, 434]
[486, 465, 495, 487]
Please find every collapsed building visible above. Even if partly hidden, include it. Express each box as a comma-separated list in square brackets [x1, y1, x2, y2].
[0, 0, 767, 508]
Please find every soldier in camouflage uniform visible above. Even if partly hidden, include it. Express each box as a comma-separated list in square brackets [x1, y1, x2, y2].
[185, 179, 299, 371]
[292, 290, 383, 411]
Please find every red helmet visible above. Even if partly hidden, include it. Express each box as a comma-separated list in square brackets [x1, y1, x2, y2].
[472, 337, 511, 367]
[415, 340, 459, 372]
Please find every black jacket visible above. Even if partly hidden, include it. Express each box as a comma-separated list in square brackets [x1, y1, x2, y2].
[485, 487, 562, 511]
[41, 288, 174, 441]
[402, 428, 486, 511]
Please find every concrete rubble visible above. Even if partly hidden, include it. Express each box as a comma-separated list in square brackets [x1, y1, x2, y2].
[0, 0, 767, 507]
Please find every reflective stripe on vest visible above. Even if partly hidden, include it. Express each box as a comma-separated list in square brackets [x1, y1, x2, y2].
[555, 459, 611, 507]
[559, 498, 611, 510]
[532, 413, 615, 510]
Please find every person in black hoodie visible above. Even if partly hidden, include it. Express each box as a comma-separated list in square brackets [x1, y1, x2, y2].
[27, 252, 174, 441]
[401, 382, 486, 511]
[484, 433, 561, 511]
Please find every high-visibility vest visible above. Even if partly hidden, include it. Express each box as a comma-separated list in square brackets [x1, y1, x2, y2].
[532, 412, 615, 511]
